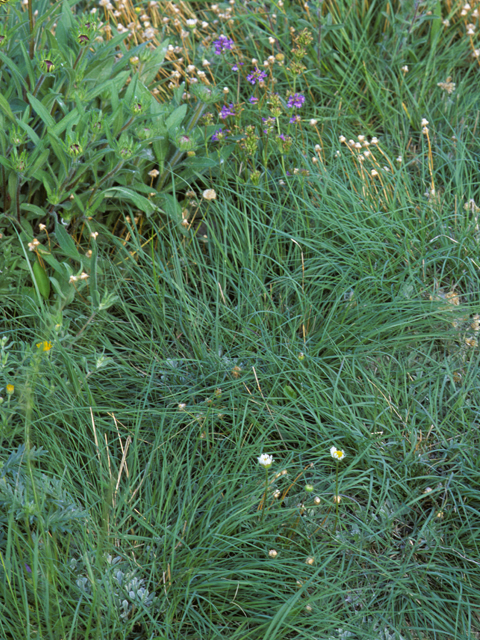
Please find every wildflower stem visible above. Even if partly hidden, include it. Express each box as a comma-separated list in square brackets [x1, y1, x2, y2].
[261, 467, 269, 523]
[334, 464, 339, 532]
[27, 0, 34, 60]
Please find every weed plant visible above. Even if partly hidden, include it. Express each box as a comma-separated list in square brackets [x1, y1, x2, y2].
[1, 0, 480, 639]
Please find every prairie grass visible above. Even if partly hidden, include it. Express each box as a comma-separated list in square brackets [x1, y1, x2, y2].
[1, 1, 480, 639]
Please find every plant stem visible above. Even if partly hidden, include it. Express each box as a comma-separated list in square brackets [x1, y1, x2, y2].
[27, 0, 35, 60]
[334, 464, 339, 533]
[261, 468, 269, 523]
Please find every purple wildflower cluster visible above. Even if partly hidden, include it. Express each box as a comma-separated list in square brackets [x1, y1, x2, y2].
[219, 103, 236, 119]
[246, 67, 268, 85]
[249, 96, 259, 104]
[289, 115, 301, 124]
[212, 129, 228, 142]
[262, 116, 275, 134]
[213, 35, 234, 55]
[287, 93, 306, 108]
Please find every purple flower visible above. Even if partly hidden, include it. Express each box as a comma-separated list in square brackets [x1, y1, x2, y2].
[289, 115, 301, 124]
[211, 129, 227, 141]
[249, 96, 259, 104]
[246, 67, 268, 85]
[213, 35, 234, 55]
[278, 133, 286, 141]
[231, 62, 244, 71]
[219, 103, 236, 119]
[287, 93, 306, 108]
[25, 564, 32, 574]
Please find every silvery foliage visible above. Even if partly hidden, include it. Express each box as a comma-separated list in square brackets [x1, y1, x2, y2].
[0, 445, 88, 536]
[72, 553, 161, 622]
[324, 620, 407, 640]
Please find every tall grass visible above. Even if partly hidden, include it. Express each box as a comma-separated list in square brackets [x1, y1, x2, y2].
[1, 0, 480, 638]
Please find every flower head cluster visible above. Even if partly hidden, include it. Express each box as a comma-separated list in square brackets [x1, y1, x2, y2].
[36, 341, 53, 352]
[257, 453, 273, 468]
[247, 67, 267, 85]
[203, 189, 217, 200]
[287, 93, 306, 108]
[330, 446, 345, 461]
[213, 35, 234, 55]
[219, 103, 236, 119]
[211, 128, 228, 142]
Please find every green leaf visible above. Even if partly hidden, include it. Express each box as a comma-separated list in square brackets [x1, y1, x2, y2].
[156, 193, 182, 221]
[152, 137, 169, 165]
[55, 223, 82, 261]
[165, 104, 187, 133]
[49, 276, 66, 300]
[0, 51, 27, 94]
[20, 204, 47, 218]
[139, 42, 169, 85]
[85, 71, 130, 101]
[0, 155, 12, 170]
[27, 93, 55, 128]
[28, 149, 50, 176]
[103, 187, 156, 216]
[430, 0, 442, 46]
[16, 119, 41, 146]
[0, 93, 15, 121]
[33, 260, 51, 300]
[49, 108, 81, 137]
[47, 133, 68, 172]
[55, 0, 75, 50]
[38, 252, 67, 279]
[284, 385, 298, 401]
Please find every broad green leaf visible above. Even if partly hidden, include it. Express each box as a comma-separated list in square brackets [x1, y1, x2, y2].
[139, 42, 169, 85]
[28, 149, 50, 176]
[27, 92, 55, 128]
[47, 133, 68, 172]
[156, 193, 182, 221]
[0, 51, 27, 93]
[55, 223, 82, 261]
[165, 104, 187, 132]
[0, 155, 11, 170]
[85, 72, 130, 101]
[55, 0, 75, 50]
[49, 108, 81, 137]
[16, 120, 41, 146]
[0, 94, 15, 121]
[38, 253, 67, 278]
[152, 137, 169, 164]
[103, 187, 156, 216]
[21, 204, 47, 218]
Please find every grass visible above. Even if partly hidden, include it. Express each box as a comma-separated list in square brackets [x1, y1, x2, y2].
[1, 0, 480, 638]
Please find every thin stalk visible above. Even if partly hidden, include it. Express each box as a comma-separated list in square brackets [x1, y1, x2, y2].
[334, 464, 339, 532]
[27, 0, 35, 60]
[261, 467, 269, 523]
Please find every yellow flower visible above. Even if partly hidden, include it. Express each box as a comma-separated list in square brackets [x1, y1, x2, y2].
[6, 384, 14, 395]
[36, 341, 53, 352]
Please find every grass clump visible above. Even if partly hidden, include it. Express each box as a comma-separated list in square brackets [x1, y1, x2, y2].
[1, 0, 480, 639]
